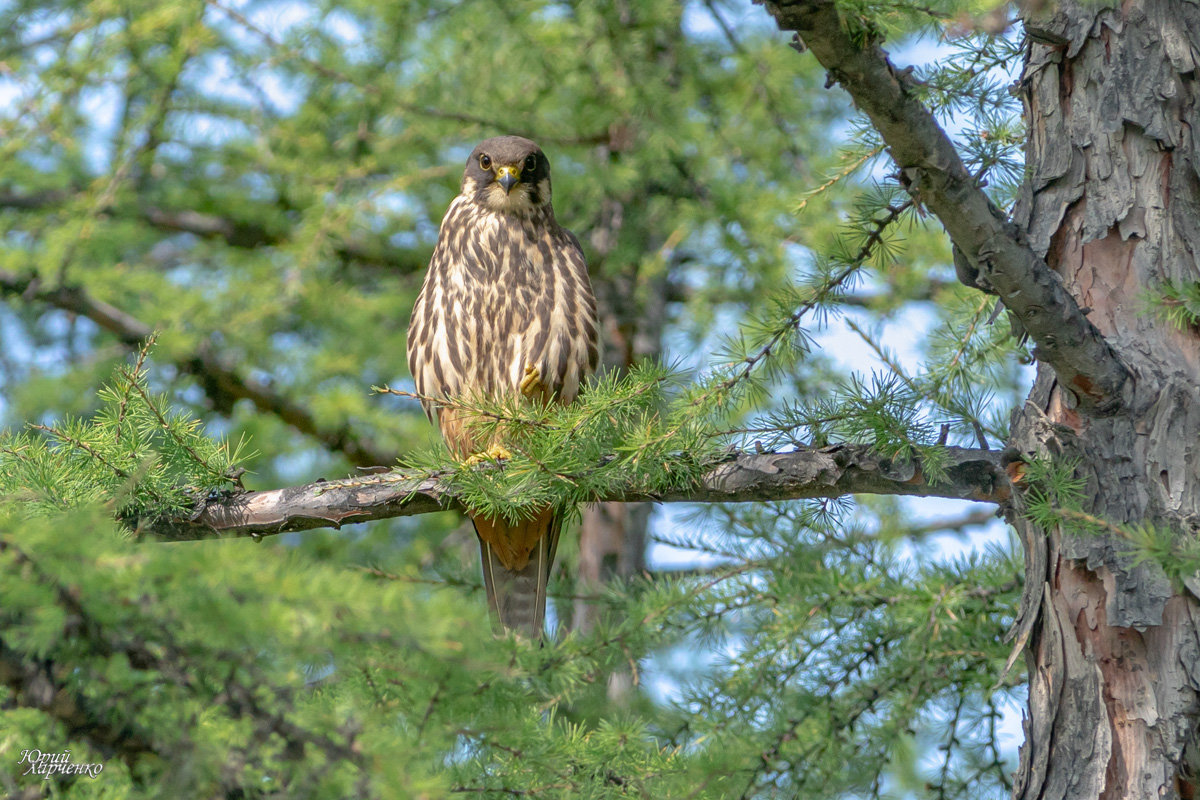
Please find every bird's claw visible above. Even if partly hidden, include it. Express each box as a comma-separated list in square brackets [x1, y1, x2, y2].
[465, 444, 513, 466]
[519, 364, 543, 397]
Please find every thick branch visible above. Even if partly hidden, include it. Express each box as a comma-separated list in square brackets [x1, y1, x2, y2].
[0, 269, 392, 466]
[763, 0, 1130, 411]
[139, 205, 424, 271]
[136, 444, 1009, 541]
[0, 191, 426, 272]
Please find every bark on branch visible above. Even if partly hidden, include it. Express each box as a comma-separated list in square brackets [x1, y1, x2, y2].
[762, 0, 1130, 412]
[0, 269, 392, 466]
[135, 444, 1009, 541]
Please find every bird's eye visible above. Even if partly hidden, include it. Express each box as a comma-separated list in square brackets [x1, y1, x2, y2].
[523, 154, 537, 171]
[479, 154, 492, 170]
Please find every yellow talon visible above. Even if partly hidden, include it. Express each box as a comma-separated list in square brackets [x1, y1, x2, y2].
[465, 444, 513, 466]
[519, 364, 543, 397]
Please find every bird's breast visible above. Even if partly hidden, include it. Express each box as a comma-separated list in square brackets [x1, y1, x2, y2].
[408, 196, 595, 423]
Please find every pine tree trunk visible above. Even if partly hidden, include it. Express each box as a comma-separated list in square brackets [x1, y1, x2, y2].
[1010, 1, 1200, 796]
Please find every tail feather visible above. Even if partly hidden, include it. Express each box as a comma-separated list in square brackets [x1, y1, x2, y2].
[475, 511, 562, 640]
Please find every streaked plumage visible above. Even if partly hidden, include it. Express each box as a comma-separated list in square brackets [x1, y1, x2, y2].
[407, 136, 599, 639]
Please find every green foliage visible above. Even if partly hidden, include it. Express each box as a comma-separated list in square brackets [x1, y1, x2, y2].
[1017, 456, 1087, 523]
[1149, 280, 1200, 331]
[644, 500, 1022, 799]
[0, 340, 247, 520]
[0, 504, 702, 798]
[0, 0, 1035, 797]
[389, 363, 718, 524]
[0, 496, 1023, 799]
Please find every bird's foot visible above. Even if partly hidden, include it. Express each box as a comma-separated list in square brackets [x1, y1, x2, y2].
[465, 444, 513, 466]
[519, 364, 543, 398]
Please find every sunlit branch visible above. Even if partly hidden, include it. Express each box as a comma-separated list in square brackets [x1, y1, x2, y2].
[133, 444, 1008, 541]
[693, 197, 915, 415]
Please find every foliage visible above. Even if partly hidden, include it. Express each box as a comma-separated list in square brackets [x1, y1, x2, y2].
[387, 362, 719, 525]
[0, 477, 1023, 799]
[0, 338, 247, 520]
[0, 0, 1044, 797]
[0, 504, 702, 798]
[1150, 280, 1200, 332]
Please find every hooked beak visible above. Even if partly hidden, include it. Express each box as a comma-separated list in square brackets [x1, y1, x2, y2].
[496, 165, 519, 194]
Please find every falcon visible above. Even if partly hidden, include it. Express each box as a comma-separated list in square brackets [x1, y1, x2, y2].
[406, 136, 600, 640]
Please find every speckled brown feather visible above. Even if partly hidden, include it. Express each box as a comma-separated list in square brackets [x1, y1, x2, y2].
[406, 136, 599, 638]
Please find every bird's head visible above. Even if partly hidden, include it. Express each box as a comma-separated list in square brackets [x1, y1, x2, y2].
[462, 136, 552, 216]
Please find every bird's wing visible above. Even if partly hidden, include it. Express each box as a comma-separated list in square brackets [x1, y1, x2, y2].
[517, 227, 600, 405]
[469, 227, 596, 639]
[406, 196, 488, 443]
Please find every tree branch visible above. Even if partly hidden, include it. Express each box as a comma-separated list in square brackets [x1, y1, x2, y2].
[0, 190, 426, 272]
[134, 444, 1009, 541]
[138, 205, 425, 271]
[0, 269, 393, 467]
[762, 0, 1130, 412]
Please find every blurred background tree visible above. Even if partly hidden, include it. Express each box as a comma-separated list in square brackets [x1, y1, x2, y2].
[0, 0, 1038, 797]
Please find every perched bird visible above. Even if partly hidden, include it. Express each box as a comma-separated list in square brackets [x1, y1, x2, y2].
[407, 136, 600, 639]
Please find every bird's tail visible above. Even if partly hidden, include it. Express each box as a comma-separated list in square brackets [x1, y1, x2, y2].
[473, 508, 562, 640]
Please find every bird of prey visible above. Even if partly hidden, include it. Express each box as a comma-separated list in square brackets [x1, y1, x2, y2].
[407, 136, 600, 639]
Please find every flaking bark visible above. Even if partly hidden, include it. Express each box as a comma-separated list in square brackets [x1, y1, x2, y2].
[1007, 1, 1200, 797]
